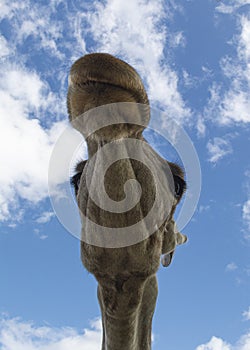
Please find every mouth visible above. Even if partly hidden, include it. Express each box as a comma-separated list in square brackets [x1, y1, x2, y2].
[68, 75, 127, 92]
[67, 54, 152, 143]
[68, 53, 148, 101]
[67, 53, 150, 123]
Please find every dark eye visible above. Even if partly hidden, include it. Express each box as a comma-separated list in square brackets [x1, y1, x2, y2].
[175, 181, 181, 196]
[70, 172, 82, 196]
[173, 175, 186, 199]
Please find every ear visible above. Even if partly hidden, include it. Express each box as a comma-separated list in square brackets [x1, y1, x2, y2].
[161, 219, 188, 267]
[70, 160, 87, 196]
[176, 231, 188, 245]
[161, 251, 175, 267]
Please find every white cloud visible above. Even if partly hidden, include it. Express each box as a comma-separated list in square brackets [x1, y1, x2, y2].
[0, 0, 64, 59]
[0, 0, 86, 87]
[243, 307, 250, 321]
[196, 332, 250, 350]
[78, 0, 190, 122]
[36, 211, 55, 224]
[0, 35, 11, 58]
[169, 31, 186, 48]
[0, 316, 102, 350]
[0, 60, 69, 222]
[205, 16, 250, 125]
[182, 70, 193, 87]
[0, 0, 89, 74]
[226, 262, 238, 272]
[197, 116, 206, 138]
[207, 137, 232, 163]
[34, 228, 48, 240]
[196, 336, 231, 350]
[242, 172, 250, 234]
[198, 205, 211, 214]
[242, 199, 250, 232]
[220, 90, 250, 124]
[4, 66, 46, 110]
[216, 0, 250, 14]
[183, 65, 213, 88]
[238, 16, 250, 60]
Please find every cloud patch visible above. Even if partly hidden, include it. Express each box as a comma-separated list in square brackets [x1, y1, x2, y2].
[196, 332, 250, 350]
[243, 307, 250, 321]
[225, 262, 238, 272]
[207, 137, 232, 164]
[36, 211, 55, 224]
[216, 0, 250, 14]
[205, 15, 250, 125]
[0, 61, 68, 222]
[0, 316, 102, 350]
[242, 199, 250, 233]
[0, 0, 64, 59]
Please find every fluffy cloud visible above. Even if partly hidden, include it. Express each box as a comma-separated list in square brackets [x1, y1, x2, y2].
[196, 332, 250, 350]
[243, 307, 250, 321]
[225, 262, 238, 272]
[0, 59, 69, 222]
[196, 336, 231, 350]
[0, 316, 101, 350]
[36, 211, 55, 224]
[242, 199, 250, 232]
[207, 137, 232, 163]
[0, 35, 10, 57]
[78, 0, 190, 121]
[0, 0, 64, 59]
[205, 15, 250, 125]
[0, 0, 88, 80]
[216, 0, 250, 14]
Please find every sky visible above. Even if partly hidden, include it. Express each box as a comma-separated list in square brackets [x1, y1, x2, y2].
[0, 0, 250, 349]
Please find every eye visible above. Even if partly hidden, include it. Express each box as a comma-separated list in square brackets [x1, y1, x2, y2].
[175, 181, 181, 196]
[70, 172, 82, 196]
[173, 175, 186, 199]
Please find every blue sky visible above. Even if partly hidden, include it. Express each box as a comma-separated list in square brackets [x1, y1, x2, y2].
[0, 0, 250, 349]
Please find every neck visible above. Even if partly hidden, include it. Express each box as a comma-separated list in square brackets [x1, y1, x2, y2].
[97, 275, 157, 350]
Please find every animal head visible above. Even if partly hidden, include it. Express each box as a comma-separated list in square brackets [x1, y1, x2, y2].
[68, 53, 187, 254]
